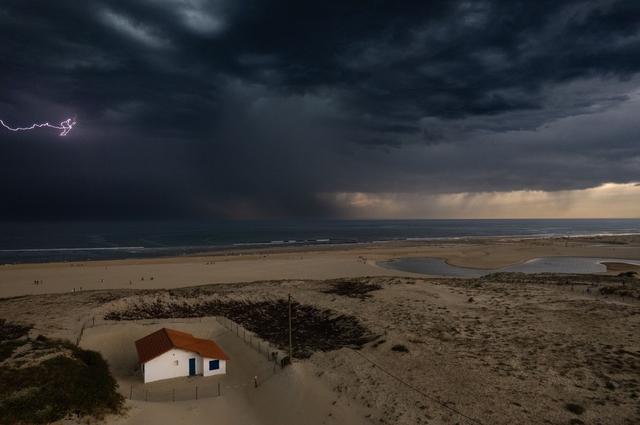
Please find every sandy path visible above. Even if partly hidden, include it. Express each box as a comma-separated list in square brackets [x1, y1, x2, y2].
[103, 363, 371, 425]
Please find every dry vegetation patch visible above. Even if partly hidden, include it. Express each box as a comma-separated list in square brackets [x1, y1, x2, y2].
[105, 297, 377, 358]
[322, 279, 382, 299]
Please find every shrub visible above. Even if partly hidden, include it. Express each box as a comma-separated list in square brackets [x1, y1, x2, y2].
[323, 280, 382, 299]
[564, 403, 585, 415]
[0, 331, 123, 424]
[0, 319, 31, 362]
[0, 319, 31, 341]
[391, 344, 409, 353]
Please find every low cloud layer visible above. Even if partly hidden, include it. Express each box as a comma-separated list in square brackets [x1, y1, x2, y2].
[1, 0, 639, 219]
[327, 183, 640, 219]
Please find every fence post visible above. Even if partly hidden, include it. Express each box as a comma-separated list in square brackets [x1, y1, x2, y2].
[75, 322, 86, 346]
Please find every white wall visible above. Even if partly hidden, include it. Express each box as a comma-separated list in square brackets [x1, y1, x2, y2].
[143, 348, 202, 383]
[202, 358, 227, 377]
[142, 349, 227, 383]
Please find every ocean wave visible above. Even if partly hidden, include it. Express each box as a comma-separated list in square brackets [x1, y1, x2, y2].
[0, 246, 146, 253]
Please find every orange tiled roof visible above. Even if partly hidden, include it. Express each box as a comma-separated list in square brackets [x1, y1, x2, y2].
[135, 328, 229, 363]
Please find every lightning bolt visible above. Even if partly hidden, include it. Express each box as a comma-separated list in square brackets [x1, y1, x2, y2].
[0, 118, 77, 136]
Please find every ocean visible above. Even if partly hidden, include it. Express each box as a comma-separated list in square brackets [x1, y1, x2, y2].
[0, 219, 638, 264]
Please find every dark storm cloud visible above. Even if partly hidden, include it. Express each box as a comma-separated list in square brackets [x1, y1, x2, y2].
[1, 0, 639, 219]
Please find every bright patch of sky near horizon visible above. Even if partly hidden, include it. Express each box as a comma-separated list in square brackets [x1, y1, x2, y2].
[328, 183, 640, 219]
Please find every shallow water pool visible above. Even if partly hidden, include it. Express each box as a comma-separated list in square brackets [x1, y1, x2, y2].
[380, 256, 640, 277]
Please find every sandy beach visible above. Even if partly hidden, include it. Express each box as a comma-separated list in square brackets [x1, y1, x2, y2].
[1, 235, 639, 299]
[1, 235, 640, 424]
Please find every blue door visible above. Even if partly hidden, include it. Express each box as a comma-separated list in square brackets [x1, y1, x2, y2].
[188, 358, 196, 376]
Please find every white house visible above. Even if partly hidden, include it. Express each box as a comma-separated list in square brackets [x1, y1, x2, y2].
[135, 328, 229, 383]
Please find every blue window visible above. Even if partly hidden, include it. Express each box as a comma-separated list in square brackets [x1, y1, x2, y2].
[209, 360, 220, 371]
